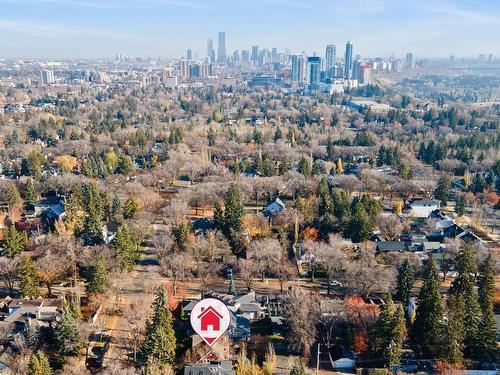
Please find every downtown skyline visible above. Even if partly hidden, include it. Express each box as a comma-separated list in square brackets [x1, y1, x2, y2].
[1, 0, 500, 59]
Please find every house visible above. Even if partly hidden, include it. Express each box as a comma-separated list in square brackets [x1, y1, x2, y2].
[422, 241, 442, 252]
[102, 222, 120, 244]
[263, 197, 285, 217]
[376, 241, 406, 252]
[0, 297, 62, 332]
[198, 306, 223, 331]
[409, 199, 440, 218]
[192, 218, 213, 235]
[457, 231, 483, 244]
[183, 360, 235, 375]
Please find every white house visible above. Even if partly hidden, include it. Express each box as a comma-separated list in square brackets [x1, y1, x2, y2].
[409, 199, 440, 218]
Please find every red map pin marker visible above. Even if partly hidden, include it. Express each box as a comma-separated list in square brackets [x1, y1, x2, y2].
[190, 298, 231, 347]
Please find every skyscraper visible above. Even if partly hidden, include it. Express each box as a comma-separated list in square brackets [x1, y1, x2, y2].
[186, 49, 192, 60]
[207, 39, 215, 63]
[306, 56, 321, 89]
[251, 45, 259, 64]
[180, 59, 190, 79]
[217, 32, 226, 63]
[405, 53, 413, 69]
[325, 44, 336, 77]
[241, 50, 250, 64]
[344, 41, 353, 79]
[271, 48, 278, 63]
[291, 54, 306, 83]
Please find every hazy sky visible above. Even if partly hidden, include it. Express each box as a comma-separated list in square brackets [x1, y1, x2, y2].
[1, 0, 499, 59]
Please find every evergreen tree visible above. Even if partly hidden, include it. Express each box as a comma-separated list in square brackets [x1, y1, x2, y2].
[29, 351, 52, 375]
[85, 256, 109, 294]
[81, 215, 103, 246]
[111, 194, 121, 217]
[346, 206, 373, 243]
[297, 157, 311, 177]
[462, 287, 482, 359]
[7, 183, 22, 209]
[113, 224, 138, 271]
[373, 297, 405, 368]
[2, 225, 24, 257]
[450, 242, 476, 294]
[123, 194, 140, 219]
[173, 223, 190, 251]
[434, 175, 451, 206]
[411, 260, 443, 350]
[274, 127, 283, 142]
[278, 155, 290, 175]
[54, 308, 81, 356]
[476, 255, 498, 362]
[455, 195, 466, 216]
[223, 183, 245, 235]
[395, 258, 414, 311]
[207, 126, 216, 146]
[24, 177, 38, 205]
[140, 287, 177, 367]
[213, 201, 224, 231]
[442, 294, 465, 365]
[19, 256, 39, 298]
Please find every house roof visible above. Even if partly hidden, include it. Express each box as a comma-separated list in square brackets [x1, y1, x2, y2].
[410, 199, 440, 207]
[264, 198, 285, 217]
[376, 241, 406, 252]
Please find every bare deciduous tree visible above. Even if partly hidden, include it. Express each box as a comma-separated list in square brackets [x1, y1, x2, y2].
[0, 256, 20, 294]
[159, 252, 192, 295]
[282, 289, 320, 356]
[378, 214, 403, 240]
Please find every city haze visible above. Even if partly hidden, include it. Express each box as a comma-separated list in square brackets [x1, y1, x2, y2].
[1, 0, 499, 59]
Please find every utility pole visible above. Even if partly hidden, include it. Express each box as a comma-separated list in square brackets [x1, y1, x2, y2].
[316, 343, 320, 374]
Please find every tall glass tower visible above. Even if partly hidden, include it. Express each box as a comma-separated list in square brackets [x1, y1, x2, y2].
[344, 41, 353, 79]
[217, 32, 226, 64]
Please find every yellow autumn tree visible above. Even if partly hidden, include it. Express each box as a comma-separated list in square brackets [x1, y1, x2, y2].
[463, 170, 472, 189]
[336, 157, 344, 174]
[105, 150, 119, 173]
[393, 201, 404, 215]
[55, 155, 77, 173]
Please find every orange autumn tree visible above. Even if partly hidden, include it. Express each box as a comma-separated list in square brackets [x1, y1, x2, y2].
[345, 295, 380, 355]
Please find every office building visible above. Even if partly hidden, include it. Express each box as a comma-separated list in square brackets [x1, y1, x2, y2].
[360, 64, 372, 84]
[186, 49, 192, 60]
[325, 44, 336, 77]
[217, 32, 226, 63]
[251, 45, 259, 64]
[449, 55, 455, 64]
[291, 54, 306, 83]
[352, 60, 362, 81]
[405, 53, 414, 69]
[180, 59, 190, 79]
[392, 60, 403, 73]
[40, 69, 55, 85]
[207, 39, 215, 63]
[241, 50, 250, 64]
[344, 41, 353, 79]
[271, 48, 278, 63]
[306, 56, 321, 89]
[232, 50, 240, 63]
